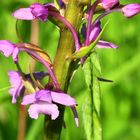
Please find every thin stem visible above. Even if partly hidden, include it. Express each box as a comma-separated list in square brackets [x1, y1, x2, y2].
[48, 11, 81, 50]
[0, 86, 11, 92]
[29, 19, 39, 71]
[29, 65, 44, 89]
[17, 105, 26, 140]
[16, 62, 26, 80]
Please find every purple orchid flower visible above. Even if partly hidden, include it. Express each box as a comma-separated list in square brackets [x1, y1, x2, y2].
[13, 3, 51, 21]
[8, 71, 48, 103]
[122, 4, 140, 17]
[82, 22, 118, 49]
[22, 90, 77, 120]
[100, 0, 119, 10]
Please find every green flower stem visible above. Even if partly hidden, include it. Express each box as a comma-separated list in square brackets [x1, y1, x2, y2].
[53, 3, 83, 90]
[44, 0, 89, 140]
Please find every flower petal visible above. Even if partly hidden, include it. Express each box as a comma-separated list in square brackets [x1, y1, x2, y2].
[89, 22, 101, 43]
[28, 102, 59, 120]
[96, 40, 118, 49]
[32, 72, 49, 80]
[22, 93, 36, 105]
[13, 8, 35, 20]
[30, 3, 48, 21]
[0, 40, 15, 57]
[35, 90, 52, 103]
[12, 47, 19, 62]
[51, 91, 77, 106]
[8, 71, 23, 103]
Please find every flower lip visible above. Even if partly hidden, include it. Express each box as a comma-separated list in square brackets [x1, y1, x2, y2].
[28, 102, 59, 120]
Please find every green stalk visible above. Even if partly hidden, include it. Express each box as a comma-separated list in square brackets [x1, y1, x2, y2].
[44, 0, 89, 140]
[53, 1, 84, 90]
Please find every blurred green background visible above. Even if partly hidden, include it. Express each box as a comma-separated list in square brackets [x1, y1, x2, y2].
[0, 0, 140, 140]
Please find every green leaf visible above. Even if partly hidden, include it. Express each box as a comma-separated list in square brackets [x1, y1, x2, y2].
[54, 0, 60, 9]
[82, 57, 93, 140]
[26, 116, 44, 140]
[82, 52, 102, 140]
[0, 86, 11, 92]
[70, 21, 109, 60]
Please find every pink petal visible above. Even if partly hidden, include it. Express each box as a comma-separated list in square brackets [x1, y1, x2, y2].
[101, 0, 119, 9]
[89, 22, 101, 43]
[28, 102, 59, 120]
[0, 40, 15, 57]
[97, 40, 118, 49]
[35, 90, 52, 103]
[21, 93, 36, 105]
[30, 3, 48, 21]
[8, 71, 23, 103]
[51, 91, 77, 106]
[12, 47, 19, 62]
[13, 8, 35, 20]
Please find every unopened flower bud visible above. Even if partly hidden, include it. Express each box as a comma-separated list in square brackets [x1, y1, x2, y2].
[101, 0, 119, 10]
[122, 4, 140, 17]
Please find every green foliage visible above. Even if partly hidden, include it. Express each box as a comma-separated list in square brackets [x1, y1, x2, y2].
[82, 52, 102, 140]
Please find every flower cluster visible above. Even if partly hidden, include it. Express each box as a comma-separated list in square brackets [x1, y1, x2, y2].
[0, 0, 140, 126]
